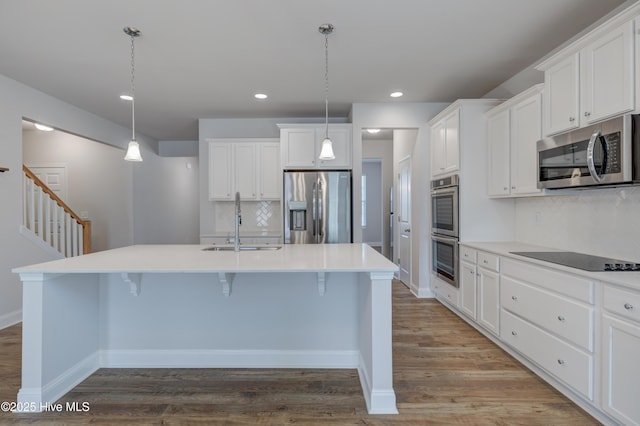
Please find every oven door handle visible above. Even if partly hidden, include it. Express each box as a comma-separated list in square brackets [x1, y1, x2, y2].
[587, 130, 608, 183]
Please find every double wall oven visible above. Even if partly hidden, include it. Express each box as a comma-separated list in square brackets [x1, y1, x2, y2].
[431, 175, 459, 287]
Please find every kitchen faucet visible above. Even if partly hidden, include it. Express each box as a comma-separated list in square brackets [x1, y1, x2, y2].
[234, 192, 241, 252]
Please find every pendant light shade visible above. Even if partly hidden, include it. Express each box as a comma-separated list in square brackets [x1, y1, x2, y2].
[124, 140, 143, 161]
[319, 137, 335, 160]
[318, 23, 335, 161]
[123, 26, 143, 162]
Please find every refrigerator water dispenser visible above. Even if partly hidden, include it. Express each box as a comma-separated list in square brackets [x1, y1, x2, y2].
[288, 201, 307, 231]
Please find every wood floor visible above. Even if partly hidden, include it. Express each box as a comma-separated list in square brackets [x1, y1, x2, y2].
[0, 280, 599, 425]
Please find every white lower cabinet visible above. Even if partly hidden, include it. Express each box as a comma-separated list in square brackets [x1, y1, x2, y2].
[601, 283, 640, 425]
[501, 309, 594, 400]
[432, 278, 459, 308]
[456, 247, 500, 335]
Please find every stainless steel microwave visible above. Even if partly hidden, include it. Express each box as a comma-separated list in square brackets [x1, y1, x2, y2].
[537, 114, 640, 189]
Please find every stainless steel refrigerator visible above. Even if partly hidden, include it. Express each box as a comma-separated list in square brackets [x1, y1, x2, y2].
[283, 171, 352, 244]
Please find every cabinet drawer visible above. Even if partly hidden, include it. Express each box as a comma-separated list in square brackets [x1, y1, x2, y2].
[460, 246, 477, 263]
[432, 279, 459, 307]
[478, 251, 499, 272]
[604, 284, 640, 324]
[501, 277, 594, 351]
[502, 258, 594, 303]
[501, 309, 593, 400]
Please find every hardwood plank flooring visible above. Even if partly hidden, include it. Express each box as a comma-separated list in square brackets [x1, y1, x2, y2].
[0, 280, 599, 425]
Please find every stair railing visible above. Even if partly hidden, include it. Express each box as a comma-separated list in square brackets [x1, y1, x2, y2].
[22, 165, 91, 257]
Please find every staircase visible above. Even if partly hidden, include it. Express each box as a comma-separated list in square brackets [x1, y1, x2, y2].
[22, 165, 91, 257]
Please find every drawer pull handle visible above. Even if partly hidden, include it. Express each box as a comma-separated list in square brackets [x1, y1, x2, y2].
[511, 331, 518, 336]
[557, 359, 565, 366]
[483, 260, 489, 264]
[557, 315, 566, 322]
[511, 296, 518, 301]
[624, 303, 634, 310]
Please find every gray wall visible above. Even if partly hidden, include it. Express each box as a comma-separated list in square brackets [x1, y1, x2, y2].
[363, 138, 393, 258]
[0, 73, 146, 328]
[23, 128, 132, 252]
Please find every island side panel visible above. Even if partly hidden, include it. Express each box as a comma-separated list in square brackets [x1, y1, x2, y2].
[100, 272, 360, 367]
[18, 273, 100, 410]
[357, 271, 397, 414]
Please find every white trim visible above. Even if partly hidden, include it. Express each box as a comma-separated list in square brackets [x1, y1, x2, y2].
[357, 354, 398, 415]
[100, 349, 360, 369]
[0, 309, 22, 330]
[19, 225, 64, 259]
[16, 352, 99, 412]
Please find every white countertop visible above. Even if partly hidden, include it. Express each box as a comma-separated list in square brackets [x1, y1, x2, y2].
[461, 241, 640, 290]
[13, 243, 398, 275]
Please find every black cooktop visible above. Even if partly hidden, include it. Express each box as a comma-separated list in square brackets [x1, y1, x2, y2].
[510, 251, 640, 272]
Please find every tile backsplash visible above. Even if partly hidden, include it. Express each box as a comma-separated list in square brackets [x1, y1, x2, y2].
[515, 186, 640, 260]
[215, 200, 281, 235]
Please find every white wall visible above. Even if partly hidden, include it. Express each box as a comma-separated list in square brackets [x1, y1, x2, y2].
[22, 129, 132, 251]
[363, 138, 393, 258]
[351, 103, 449, 297]
[132, 152, 199, 245]
[362, 160, 383, 246]
[0, 73, 145, 328]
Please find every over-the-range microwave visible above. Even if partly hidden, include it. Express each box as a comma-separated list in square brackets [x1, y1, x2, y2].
[537, 114, 640, 189]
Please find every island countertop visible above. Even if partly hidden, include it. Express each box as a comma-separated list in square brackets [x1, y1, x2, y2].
[13, 243, 398, 275]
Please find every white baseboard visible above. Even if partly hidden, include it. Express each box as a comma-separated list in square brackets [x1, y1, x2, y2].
[357, 354, 398, 415]
[17, 352, 99, 412]
[0, 309, 22, 330]
[101, 349, 360, 369]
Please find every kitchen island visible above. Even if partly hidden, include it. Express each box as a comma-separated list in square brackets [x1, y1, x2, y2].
[13, 243, 398, 414]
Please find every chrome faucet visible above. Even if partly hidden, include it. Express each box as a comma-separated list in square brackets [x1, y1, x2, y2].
[234, 192, 241, 252]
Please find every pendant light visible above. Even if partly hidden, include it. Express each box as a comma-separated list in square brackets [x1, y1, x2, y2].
[318, 23, 335, 160]
[123, 27, 143, 162]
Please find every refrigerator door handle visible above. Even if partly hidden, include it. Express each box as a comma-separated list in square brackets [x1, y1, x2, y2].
[312, 182, 317, 237]
[317, 179, 323, 238]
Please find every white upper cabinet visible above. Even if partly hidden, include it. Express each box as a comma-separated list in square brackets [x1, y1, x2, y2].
[279, 124, 352, 170]
[539, 17, 635, 136]
[430, 108, 460, 177]
[258, 143, 281, 199]
[580, 20, 634, 125]
[208, 139, 280, 201]
[486, 84, 543, 198]
[544, 53, 580, 136]
[209, 142, 233, 200]
[486, 108, 511, 196]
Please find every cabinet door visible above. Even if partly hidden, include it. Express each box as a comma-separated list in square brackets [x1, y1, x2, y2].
[281, 128, 316, 169]
[443, 109, 460, 174]
[459, 261, 477, 319]
[235, 143, 257, 199]
[258, 143, 281, 200]
[581, 21, 634, 125]
[544, 53, 579, 136]
[486, 109, 511, 196]
[478, 267, 500, 335]
[317, 127, 352, 169]
[510, 91, 542, 196]
[430, 120, 446, 176]
[209, 142, 233, 200]
[602, 314, 640, 425]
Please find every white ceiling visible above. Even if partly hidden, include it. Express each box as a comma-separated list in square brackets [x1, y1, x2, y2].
[0, 0, 629, 141]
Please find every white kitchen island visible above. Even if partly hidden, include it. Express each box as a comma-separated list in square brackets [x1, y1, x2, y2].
[13, 243, 398, 414]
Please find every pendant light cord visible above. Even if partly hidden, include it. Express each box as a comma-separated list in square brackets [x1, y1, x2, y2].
[129, 33, 136, 142]
[324, 31, 329, 140]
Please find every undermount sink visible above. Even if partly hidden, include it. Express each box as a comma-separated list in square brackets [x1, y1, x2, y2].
[202, 245, 282, 252]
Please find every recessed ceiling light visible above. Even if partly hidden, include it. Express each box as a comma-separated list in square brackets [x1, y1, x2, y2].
[367, 129, 381, 134]
[34, 123, 54, 131]
[390, 92, 403, 98]
[120, 94, 133, 101]
[254, 93, 268, 100]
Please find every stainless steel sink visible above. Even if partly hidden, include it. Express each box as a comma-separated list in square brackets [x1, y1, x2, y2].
[202, 245, 282, 252]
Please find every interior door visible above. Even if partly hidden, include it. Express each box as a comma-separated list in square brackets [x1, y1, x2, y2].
[397, 156, 411, 286]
